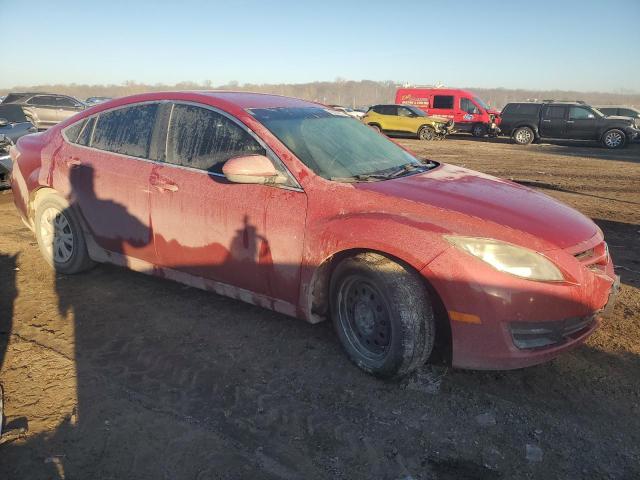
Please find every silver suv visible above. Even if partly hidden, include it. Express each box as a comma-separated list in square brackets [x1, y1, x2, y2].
[2, 92, 85, 130]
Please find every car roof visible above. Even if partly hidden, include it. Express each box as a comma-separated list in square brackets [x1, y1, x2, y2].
[97, 91, 320, 110]
[373, 104, 418, 107]
[396, 87, 477, 97]
[194, 91, 320, 109]
[506, 101, 588, 106]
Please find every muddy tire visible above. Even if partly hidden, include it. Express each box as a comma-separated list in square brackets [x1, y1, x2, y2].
[471, 124, 487, 137]
[34, 194, 94, 274]
[601, 129, 626, 149]
[418, 125, 436, 141]
[330, 253, 435, 379]
[513, 126, 535, 145]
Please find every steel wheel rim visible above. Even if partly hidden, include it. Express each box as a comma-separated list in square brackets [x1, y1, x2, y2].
[516, 129, 532, 143]
[605, 131, 622, 147]
[40, 207, 74, 263]
[337, 275, 391, 361]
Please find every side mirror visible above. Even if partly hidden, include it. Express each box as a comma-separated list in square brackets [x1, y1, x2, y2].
[587, 114, 595, 119]
[0, 118, 8, 127]
[223, 154, 287, 185]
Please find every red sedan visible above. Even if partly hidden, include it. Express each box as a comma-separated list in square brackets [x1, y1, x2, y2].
[10, 92, 619, 378]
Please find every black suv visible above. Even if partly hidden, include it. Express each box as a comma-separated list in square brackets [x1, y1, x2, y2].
[500, 101, 639, 149]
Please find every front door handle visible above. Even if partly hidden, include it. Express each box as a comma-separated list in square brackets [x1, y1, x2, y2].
[65, 157, 82, 168]
[150, 176, 179, 192]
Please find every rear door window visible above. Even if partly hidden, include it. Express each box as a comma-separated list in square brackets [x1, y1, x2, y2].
[53, 96, 79, 108]
[543, 106, 566, 119]
[92, 103, 158, 158]
[26, 95, 55, 106]
[397, 107, 414, 117]
[433, 95, 454, 109]
[165, 104, 265, 173]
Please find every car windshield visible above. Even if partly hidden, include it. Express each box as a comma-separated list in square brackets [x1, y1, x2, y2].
[473, 96, 490, 110]
[250, 107, 434, 181]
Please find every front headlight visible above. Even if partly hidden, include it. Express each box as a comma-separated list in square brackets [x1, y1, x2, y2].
[445, 236, 564, 282]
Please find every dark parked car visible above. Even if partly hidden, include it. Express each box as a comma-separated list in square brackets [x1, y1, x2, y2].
[0, 104, 37, 188]
[2, 92, 85, 130]
[500, 101, 640, 149]
[594, 105, 640, 125]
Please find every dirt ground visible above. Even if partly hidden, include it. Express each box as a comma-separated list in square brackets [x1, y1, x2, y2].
[0, 136, 639, 479]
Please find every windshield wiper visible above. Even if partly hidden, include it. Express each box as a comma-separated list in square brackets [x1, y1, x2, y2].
[330, 162, 437, 183]
[380, 162, 433, 179]
[329, 173, 386, 183]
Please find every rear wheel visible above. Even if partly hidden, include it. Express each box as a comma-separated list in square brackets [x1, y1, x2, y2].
[602, 129, 626, 149]
[513, 126, 535, 145]
[471, 124, 487, 137]
[418, 125, 436, 141]
[34, 194, 94, 274]
[330, 253, 435, 378]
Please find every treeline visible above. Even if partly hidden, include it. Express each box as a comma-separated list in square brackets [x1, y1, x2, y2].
[2, 80, 638, 109]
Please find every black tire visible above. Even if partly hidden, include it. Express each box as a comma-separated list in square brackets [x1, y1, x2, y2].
[418, 125, 436, 141]
[471, 124, 487, 138]
[34, 194, 94, 274]
[368, 123, 382, 133]
[512, 126, 535, 145]
[601, 129, 626, 149]
[330, 253, 435, 379]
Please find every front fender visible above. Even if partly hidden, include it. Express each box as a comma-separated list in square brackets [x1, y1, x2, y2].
[298, 212, 450, 322]
[307, 212, 450, 270]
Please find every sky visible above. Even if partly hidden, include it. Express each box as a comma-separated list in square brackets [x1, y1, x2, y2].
[2, 0, 639, 92]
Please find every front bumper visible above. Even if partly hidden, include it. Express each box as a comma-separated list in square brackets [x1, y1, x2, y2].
[422, 239, 618, 370]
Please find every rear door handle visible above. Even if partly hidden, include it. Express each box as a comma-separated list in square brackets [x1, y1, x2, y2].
[65, 157, 82, 168]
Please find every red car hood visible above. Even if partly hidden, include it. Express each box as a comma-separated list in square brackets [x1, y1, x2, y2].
[358, 164, 597, 250]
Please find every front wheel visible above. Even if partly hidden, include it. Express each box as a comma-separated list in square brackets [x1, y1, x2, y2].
[471, 124, 487, 137]
[34, 194, 94, 274]
[330, 253, 435, 379]
[513, 126, 535, 145]
[368, 123, 382, 133]
[602, 129, 626, 149]
[418, 125, 436, 141]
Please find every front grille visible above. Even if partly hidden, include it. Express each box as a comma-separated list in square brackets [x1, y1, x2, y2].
[510, 315, 596, 349]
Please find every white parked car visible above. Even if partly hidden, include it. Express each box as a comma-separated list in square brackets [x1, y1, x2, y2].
[329, 105, 365, 119]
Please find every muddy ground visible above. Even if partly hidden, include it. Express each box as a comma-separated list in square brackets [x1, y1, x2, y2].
[0, 136, 638, 479]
